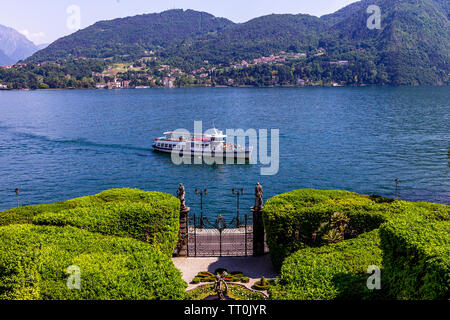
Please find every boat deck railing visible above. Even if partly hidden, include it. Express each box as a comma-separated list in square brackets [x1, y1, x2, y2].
[155, 137, 212, 142]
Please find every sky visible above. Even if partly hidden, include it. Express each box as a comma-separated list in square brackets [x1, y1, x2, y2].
[0, 0, 359, 45]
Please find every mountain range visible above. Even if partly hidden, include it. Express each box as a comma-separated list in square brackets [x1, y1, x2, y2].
[0, 24, 41, 65]
[1, 0, 449, 88]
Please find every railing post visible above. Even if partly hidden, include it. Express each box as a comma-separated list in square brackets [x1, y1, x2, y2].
[186, 210, 189, 257]
[219, 229, 222, 257]
[194, 213, 197, 257]
[245, 214, 248, 257]
[200, 193, 204, 228]
[237, 192, 240, 228]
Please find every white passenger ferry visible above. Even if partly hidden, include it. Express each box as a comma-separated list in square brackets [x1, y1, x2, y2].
[153, 128, 252, 159]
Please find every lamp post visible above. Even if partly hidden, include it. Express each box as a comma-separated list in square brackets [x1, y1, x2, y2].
[195, 188, 208, 228]
[232, 188, 244, 228]
[15, 188, 19, 207]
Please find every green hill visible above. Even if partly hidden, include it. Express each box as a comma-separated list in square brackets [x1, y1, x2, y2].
[183, 13, 325, 62]
[1, 0, 448, 88]
[27, 9, 235, 63]
[321, 0, 450, 85]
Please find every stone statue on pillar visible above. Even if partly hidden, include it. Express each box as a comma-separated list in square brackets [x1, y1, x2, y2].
[254, 182, 264, 209]
[177, 183, 188, 211]
[176, 184, 189, 257]
[252, 182, 265, 256]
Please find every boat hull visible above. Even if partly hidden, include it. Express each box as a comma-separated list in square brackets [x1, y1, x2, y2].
[153, 146, 251, 160]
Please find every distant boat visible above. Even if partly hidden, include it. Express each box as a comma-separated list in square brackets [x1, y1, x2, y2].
[153, 128, 252, 159]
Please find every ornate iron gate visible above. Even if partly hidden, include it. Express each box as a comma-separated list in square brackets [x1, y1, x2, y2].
[188, 213, 253, 257]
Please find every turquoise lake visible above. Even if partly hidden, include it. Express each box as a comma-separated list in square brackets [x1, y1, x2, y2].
[0, 87, 448, 220]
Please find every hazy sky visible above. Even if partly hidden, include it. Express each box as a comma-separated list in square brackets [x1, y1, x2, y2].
[0, 0, 359, 45]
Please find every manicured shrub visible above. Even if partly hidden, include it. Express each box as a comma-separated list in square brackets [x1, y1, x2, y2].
[264, 189, 449, 300]
[194, 271, 247, 283]
[226, 284, 268, 300]
[269, 230, 383, 300]
[254, 277, 270, 291]
[197, 271, 214, 277]
[229, 273, 244, 281]
[193, 272, 215, 283]
[380, 208, 450, 300]
[224, 274, 239, 282]
[0, 201, 77, 227]
[0, 188, 178, 224]
[32, 196, 180, 257]
[263, 189, 390, 270]
[0, 224, 186, 300]
[240, 277, 250, 283]
[220, 271, 245, 282]
[214, 268, 228, 275]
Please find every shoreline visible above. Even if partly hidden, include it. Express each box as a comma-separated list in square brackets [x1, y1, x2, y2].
[1, 84, 448, 92]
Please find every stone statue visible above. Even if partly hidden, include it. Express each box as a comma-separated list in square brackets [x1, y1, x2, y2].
[214, 271, 229, 300]
[177, 183, 186, 210]
[254, 182, 264, 209]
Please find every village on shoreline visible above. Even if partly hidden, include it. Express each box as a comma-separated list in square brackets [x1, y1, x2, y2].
[0, 49, 358, 90]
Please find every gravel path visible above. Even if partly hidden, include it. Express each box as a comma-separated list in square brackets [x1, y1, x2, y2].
[172, 255, 278, 291]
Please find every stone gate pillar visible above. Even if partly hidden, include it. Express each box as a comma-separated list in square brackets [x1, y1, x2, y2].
[176, 183, 189, 257]
[252, 182, 265, 256]
[252, 206, 265, 256]
[177, 206, 190, 257]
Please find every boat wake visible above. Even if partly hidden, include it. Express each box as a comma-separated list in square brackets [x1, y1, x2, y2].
[8, 128, 151, 153]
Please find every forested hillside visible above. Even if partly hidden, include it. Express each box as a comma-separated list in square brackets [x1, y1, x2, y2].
[27, 9, 234, 63]
[0, 0, 448, 89]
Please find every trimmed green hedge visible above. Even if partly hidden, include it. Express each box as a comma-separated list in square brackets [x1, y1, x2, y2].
[32, 199, 179, 257]
[1, 189, 180, 257]
[264, 189, 449, 300]
[263, 189, 392, 270]
[254, 277, 270, 291]
[269, 230, 383, 300]
[0, 224, 186, 300]
[0, 188, 177, 225]
[380, 208, 450, 300]
[192, 271, 250, 284]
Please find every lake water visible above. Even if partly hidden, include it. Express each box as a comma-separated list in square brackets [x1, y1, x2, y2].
[0, 87, 449, 220]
